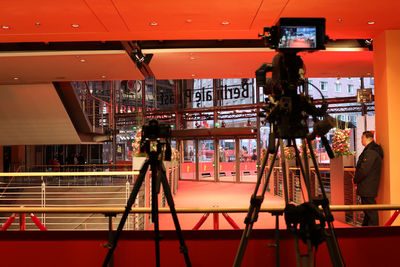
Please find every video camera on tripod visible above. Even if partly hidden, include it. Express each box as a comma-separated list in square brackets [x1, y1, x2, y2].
[234, 18, 344, 267]
[256, 18, 335, 157]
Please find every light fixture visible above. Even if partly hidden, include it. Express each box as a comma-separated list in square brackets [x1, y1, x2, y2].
[149, 21, 158, 26]
[80, 59, 86, 63]
[101, 75, 107, 79]
[337, 19, 343, 23]
[189, 56, 196, 60]
[186, 19, 192, 23]
[35, 22, 41, 26]
[367, 21, 375, 25]
[13, 77, 19, 80]
[2, 25, 10, 29]
[221, 21, 230, 25]
[71, 24, 80, 28]
[191, 74, 195, 77]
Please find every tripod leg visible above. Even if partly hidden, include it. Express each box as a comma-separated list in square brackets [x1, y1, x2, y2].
[306, 140, 345, 267]
[234, 139, 280, 267]
[159, 162, 192, 267]
[279, 139, 289, 204]
[301, 140, 313, 199]
[151, 159, 162, 267]
[103, 160, 150, 267]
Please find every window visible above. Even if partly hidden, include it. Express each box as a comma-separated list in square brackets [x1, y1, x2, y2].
[348, 84, 354, 94]
[320, 81, 328, 91]
[370, 77, 374, 85]
[335, 83, 341, 92]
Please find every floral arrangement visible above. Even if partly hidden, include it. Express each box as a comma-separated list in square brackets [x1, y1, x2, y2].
[299, 140, 317, 159]
[332, 128, 354, 157]
[132, 128, 147, 157]
[283, 146, 296, 160]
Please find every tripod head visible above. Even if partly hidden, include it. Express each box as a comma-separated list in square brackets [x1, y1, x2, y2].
[140, 119, 172, 161]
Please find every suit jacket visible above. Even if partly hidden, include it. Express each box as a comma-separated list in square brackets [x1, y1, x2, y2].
[354, 141, 383, 197]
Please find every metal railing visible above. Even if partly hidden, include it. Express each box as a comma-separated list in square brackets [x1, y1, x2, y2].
[0, 165, 180, 231]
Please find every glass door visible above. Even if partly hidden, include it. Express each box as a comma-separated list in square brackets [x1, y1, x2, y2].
[218, 139, 236, 182]
[199, 139, 215, 181]
[180, 140, 196, 180]
[239, 139, 257, 182]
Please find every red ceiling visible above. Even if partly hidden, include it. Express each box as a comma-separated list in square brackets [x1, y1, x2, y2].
[0, 0, 396, 79]
[0, 0, 399, 42]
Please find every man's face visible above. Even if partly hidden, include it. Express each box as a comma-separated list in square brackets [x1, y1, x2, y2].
[361, 134, 368, 147]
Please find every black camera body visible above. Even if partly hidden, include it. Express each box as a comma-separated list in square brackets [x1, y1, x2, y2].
[261, 18, 326, 52]
[142, 119, 171, 140]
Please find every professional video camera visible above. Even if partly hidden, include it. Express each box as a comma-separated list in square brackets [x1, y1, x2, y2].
[255, 18, 335, 154]
[234, 18, 344, 267]
[140, 119, 172, 161]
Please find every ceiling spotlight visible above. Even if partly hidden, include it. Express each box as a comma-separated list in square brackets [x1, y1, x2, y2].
[221, 21, 230, 25]
[80, 59, 86, 62]
[189, 56, 196, 60]
[101, 75, 107, 79]
[337, 19, 343, 23]
[186, 19, 192, 23]
[2, 25, 10, 29]
[149, 21, 158, 26]
[35, 22, 41, 26]
[13, 77, 19, 80]
[191, 74, 195, 77]
[71, 24, 80, 28]
[367, 21, 375, 25]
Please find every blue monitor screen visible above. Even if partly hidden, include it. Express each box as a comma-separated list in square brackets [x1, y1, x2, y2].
[278, 26, 317, 49]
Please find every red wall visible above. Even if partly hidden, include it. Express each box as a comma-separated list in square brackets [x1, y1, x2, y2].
[0, 227, 398, 267]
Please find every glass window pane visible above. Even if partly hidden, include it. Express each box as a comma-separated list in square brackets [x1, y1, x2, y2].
[199, 140, 215, 180]
[219, 139, 236, 182]
[181, 140, 196, 180]
[239, 139, 257, 182]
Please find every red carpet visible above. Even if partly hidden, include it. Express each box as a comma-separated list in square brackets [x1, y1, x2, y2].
[150, 181, 351, 230]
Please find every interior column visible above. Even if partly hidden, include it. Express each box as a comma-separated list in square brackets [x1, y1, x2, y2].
[373, 30, 400, 225]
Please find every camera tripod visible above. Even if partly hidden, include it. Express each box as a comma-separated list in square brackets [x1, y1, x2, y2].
[103, 141, 191, 267]
[233, 137, 345, 267]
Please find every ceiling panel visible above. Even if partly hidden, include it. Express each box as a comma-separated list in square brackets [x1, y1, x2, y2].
[0, 0, 398, 41]
[253, 0, 400, 39]
[0, 84, 81, 145]
[0, 50, 143, 84]
[0, 0, 107, 34]
[148, 50, 373, 79]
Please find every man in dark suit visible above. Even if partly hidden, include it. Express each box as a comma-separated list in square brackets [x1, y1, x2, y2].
[354, 131, 383, 226]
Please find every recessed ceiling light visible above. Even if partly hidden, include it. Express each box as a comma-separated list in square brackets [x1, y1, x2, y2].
[368, 21, 375, 25]
[71, 24, 80, 28]
[149, 21, 158, 26]
[190, 56, 196, 60]
[13, 77, 19, 80]
[101, 75, 107, 79]
[337, 19, 343, 23]
[186, 19, 192, 23]
[2, 25, 10, 29]
[80, 59, 86, 62]
[221, 21, 230, 25]
[35, 22, 41, 26]
[367, 72, 372, 76]
[191, 74, 195, 77]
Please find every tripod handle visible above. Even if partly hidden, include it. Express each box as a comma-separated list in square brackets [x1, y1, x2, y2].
[321, 136, 335, 159]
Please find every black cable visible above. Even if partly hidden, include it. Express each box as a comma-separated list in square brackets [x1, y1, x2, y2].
[307, 81, 325, 100]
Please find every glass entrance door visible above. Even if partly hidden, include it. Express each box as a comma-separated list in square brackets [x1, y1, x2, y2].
[199, 139, 215, 181]
[181, 140, 196, 180]
[239, 139, 257, 182]
[218, 139, 236, 182]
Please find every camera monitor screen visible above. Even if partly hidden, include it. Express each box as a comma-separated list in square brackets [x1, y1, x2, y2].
[278, 26, 317, 49]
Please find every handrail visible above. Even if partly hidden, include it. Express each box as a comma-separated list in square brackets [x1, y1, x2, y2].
[0, 205, 399, 214]
[0, 171, 139, 177]
[0, 165, 25, 197]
